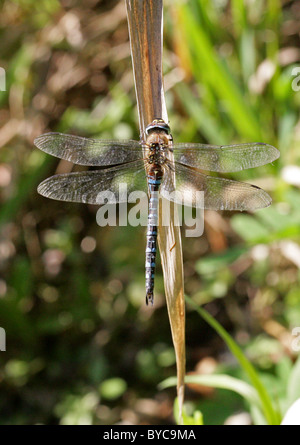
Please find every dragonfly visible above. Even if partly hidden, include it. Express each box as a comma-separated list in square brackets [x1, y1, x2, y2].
[35, 118, 279, 305]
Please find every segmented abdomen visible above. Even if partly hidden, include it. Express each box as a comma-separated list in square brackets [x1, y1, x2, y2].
[145, 173, 162, 305]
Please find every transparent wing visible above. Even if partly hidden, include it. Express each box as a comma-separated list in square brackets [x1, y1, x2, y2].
[37, 161, 148, 204]
[171, 142, 279, 172]
[161, 162, 272, 211]
[34, 132, 143, 166]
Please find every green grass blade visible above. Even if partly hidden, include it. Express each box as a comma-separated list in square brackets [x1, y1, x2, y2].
[176, 3, 262, 140]
[231, 0, 247, 34]
[174, 83, 228, 145]
[286, 355, 300, 408]
[173, 397, 203, 426]
[160, 374, 262, 412]
[185, 295, 281, 425]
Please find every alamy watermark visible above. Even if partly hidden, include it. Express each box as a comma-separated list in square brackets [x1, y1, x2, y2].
[0, 67, 6, 91]
[95, 186, 204, 237]
[0, 327, 6, 351]
[292, 67, 300, 92]
[0, 67, 5, 345]
[291, 327, 300, 352]
[0, 68, 6, 347]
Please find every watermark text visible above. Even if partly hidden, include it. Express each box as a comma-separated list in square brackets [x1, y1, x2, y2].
[0, 67, 6, 91]
[95, 186, 204, 237]
[0, 327, 6, 351]
[292, 327, 300, 352]
[292, 67, 300, 92]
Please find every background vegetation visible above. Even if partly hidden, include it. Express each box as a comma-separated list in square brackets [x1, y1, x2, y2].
[0, 0, 299, 425]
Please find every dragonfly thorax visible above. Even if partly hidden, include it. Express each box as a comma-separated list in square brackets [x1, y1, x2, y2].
[145, 123, 172, 169]
[147, 143, 167, 166]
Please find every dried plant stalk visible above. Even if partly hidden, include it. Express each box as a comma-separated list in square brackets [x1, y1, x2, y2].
[125, 0, 185, 420]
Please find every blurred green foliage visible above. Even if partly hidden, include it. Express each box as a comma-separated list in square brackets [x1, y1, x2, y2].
[0, 0, 299, 425]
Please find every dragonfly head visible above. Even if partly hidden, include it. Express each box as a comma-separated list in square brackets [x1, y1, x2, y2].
[145, 119, 172, 151]
[145, 118, 170, 135]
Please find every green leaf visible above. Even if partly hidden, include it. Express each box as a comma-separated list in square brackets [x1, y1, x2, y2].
[231, 214, 271, 242]
[173, 397, 203, 425]
[99, 378, 127, 401]
[286, 355, 300, 409]
[196, 246, 247, 275]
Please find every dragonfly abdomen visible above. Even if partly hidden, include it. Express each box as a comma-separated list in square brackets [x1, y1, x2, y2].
[145, 171, 162, 305]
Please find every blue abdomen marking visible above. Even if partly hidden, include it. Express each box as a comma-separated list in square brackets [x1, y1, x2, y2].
[145, 170, 163, 306]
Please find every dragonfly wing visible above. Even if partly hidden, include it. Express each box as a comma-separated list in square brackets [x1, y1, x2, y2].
[160, 163, 272, 211]
[34, 132, 143, 166]
[171, 142, 279, 172]
[37, 161, 148, 204]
